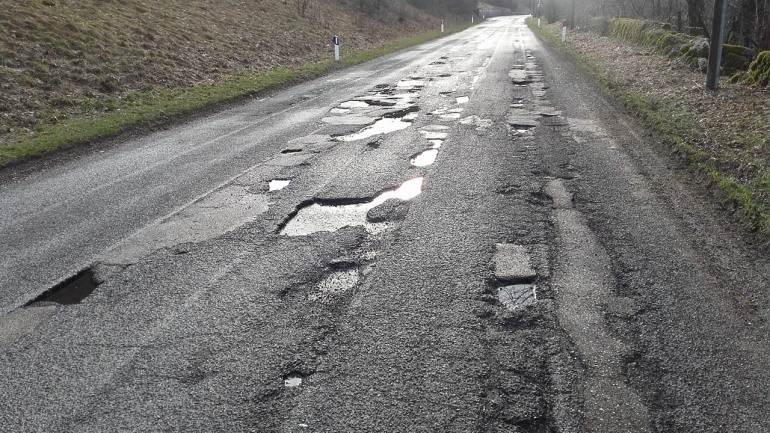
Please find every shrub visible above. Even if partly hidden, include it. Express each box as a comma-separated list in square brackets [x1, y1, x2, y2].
[745, 51, 770, 87]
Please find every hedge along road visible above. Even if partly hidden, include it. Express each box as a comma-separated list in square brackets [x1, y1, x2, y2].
[2, 16, 770, 432]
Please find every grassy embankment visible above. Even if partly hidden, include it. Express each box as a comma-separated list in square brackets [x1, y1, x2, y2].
[0, 0, 472, 166]
[527, 18, 770, 245]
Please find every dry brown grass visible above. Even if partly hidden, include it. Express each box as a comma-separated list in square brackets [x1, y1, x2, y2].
[0, 0, 438, 145]
[529, 19, 770, 241]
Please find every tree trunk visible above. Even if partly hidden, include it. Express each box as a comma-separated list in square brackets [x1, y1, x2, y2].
[765, 0, 770, 49]
[686, 0, 706, 33]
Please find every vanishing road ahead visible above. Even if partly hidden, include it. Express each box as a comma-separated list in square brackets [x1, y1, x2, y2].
[2, 16, 769, 432]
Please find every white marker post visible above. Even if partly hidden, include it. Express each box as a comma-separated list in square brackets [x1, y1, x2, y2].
[441, 20, 444, 33]
[332, 35, 340, 61]
[537, 1, 542, 26]
[561, 20, 568, 42]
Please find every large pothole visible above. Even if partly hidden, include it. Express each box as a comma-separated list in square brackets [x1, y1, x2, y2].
[280, 178, 423, 236]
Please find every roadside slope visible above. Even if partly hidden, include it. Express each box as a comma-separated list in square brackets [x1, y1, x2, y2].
[0, 0, 445, 164]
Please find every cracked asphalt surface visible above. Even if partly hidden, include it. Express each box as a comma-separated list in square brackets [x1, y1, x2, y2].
[1, 16, 769, 432]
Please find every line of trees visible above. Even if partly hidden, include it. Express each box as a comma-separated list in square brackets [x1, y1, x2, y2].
[541, 0, 770, 49]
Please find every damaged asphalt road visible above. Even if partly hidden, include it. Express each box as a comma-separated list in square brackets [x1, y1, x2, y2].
[1, 16, 770, 432]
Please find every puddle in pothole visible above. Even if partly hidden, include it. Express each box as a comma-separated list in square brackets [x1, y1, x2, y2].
[309, 269, 359, 301]
[329, 108, 351, 115]
[335, 118, 413, 142]
[284, 373, 304, 387]
[339, 100, 370, 109]
[269, 179, 291, 191]
[410, 149, 439, 167]
[430, 140, 443, 149]
[280, 177, 423, 236]
[456, 96, 469, 104]
[397, 80, 426, 88]
[498, 284, 537, 310]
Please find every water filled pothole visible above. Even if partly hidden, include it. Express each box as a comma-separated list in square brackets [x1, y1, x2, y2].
[456, 96, 470, 104]
[397, 79, 426, 89]
[269, 179, 291, 191]
[335, 117, 413, 142]
[280, 177, 423, 236]
[283, 372, 305, 387]
[27, 268, 99, 306]
[339, 100, 370, 109]
[410, 149, 439, 167]
[498, 284, 537, 310]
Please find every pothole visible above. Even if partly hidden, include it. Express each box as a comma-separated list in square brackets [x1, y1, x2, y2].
[280, 177, 424, 236]
[383, 105, 419, 119]
[456, 96, 470, 104]
[269, 179, 291, 192]
[309, 269, 359, 301]
[338, 100, 370, 109]
[283, 372, 305, 387]
[460, 115, 493, 130]
[498, 284, 538, 310]
[361, 98, 398, 107]
[410, 149, 439, 167]
[26, 268, 99, 306]
[334, 117, 413, 142]
[396, 79, 426, 89]
[419, 130, 448, 140]
[281, 148, 303, 154]
[509, 69, 533, 85]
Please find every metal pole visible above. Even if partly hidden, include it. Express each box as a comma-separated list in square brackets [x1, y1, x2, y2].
[706, 0, 728, 89]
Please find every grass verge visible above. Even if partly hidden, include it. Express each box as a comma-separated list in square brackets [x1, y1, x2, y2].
[527, 18, 770, 245]
[0, 24, 471, 167]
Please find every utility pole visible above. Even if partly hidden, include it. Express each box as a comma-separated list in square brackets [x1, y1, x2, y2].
[705, 0, 728, 89]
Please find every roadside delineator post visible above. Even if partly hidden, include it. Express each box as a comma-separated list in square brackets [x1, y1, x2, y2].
[332, 35, 340, 61]
[561, 20, 568, 42]
[441, 19, 445, 32]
